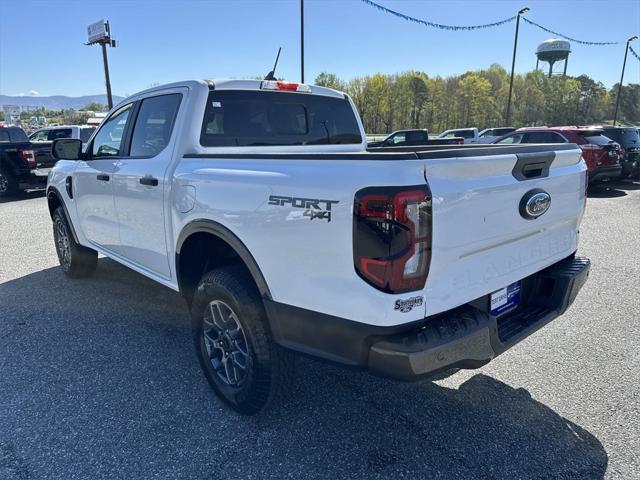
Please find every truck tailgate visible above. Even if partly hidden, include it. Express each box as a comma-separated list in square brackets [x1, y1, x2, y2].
[420, 145, 586, 317]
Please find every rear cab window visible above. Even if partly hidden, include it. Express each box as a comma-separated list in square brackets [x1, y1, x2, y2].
[200, 90, 362, 147]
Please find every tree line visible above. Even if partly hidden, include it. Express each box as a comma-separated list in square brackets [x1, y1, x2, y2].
[315, 65, 640, 134]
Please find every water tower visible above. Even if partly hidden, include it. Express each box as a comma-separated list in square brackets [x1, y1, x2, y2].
[536, 39, 571, 77]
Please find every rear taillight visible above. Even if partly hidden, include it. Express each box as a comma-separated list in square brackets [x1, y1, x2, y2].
[353, 185, 432, 293]
[261, 80, 311, 93]
[18, 149, 36, 168]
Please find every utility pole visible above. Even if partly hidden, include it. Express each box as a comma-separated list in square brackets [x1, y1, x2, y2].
[300, 0, 305, 83]
[613, 35, 638, 126]
[505, 7, 529, 126]
[86, 20, 117, 110]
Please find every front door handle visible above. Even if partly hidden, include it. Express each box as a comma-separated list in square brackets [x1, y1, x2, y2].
[96, 174, 110, 182]
[139, 176, 159, 187]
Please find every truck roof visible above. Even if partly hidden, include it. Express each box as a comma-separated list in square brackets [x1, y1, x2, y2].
[120, 79, 345, 105]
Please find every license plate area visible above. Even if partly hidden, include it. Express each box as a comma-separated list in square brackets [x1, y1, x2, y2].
[490, 281, 521, 317]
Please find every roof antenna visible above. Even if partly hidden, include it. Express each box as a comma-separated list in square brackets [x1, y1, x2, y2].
[264, 47, 281, 81]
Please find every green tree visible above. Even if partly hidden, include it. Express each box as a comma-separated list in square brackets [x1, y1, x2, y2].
[83, 102, 105, 112]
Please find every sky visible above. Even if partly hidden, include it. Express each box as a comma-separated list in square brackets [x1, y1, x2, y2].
[1, 0, 639, 98]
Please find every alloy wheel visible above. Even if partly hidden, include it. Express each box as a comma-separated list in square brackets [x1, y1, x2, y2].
[54, 218, 71, 268]
[202, 300, 251, 387]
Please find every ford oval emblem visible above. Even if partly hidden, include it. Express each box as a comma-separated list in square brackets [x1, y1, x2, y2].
[520, 189, 551, 220]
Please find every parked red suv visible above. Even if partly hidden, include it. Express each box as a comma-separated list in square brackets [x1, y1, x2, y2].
[493, 127, 622, 183]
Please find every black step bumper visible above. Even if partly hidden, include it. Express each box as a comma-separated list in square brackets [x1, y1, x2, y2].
[368, 256, 590, 380]
[265, 255, 590, 381]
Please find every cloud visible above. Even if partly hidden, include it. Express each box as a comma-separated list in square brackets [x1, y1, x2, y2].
[13, 90, 40, 97]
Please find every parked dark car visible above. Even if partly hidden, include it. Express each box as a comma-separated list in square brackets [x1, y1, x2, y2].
[493, 127, 622, 183]
[0, 126, 54, 197]
[597, 126, 640, 178]
[368, 129, 463, 148]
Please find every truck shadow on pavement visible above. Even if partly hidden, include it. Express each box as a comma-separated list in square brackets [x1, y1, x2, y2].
[0, 259, 608, 479]
[588, 179, 639, 198]
[0, 189, 46, 204]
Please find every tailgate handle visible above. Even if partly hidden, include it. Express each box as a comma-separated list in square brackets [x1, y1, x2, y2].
[512, 152, 555, 181]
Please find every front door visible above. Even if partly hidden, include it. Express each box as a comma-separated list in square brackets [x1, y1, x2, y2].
[112, 91, 184, 278]
[74, 103, 133, 251]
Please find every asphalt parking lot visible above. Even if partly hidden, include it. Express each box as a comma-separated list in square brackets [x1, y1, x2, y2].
[1, 181, 639, 480]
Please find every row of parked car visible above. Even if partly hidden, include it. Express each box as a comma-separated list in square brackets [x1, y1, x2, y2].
[0, 124, 95, 196]
[370, 125, 640, 183]
[1, 119, 638, 198]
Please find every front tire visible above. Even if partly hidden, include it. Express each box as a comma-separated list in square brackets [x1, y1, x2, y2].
[52, 207, 98, 278]
[191, 265, 294, 415]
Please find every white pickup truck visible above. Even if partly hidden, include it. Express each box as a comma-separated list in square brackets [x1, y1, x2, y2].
[46, 79, 590, 414]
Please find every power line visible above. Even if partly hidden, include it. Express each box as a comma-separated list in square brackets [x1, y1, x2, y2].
[360, 0, 517, 31]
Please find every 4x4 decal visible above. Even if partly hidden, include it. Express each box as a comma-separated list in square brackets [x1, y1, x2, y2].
[268, 195, 339, 223]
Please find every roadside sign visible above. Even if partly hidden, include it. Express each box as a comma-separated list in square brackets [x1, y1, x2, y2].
[87, 20, 108, 44]
[2, 105, 21, 126]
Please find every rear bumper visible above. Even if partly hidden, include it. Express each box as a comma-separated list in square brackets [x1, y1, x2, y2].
[588, 165, 622, 183]
[265, 255, 590, 381]
[369, 256, 590, 380]
[17, 168, 49, 190]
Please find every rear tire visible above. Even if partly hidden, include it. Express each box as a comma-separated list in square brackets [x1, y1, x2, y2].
[191, 265, 294, 415]
[52, 207, 98, 278]
[0, 167, 18, 198]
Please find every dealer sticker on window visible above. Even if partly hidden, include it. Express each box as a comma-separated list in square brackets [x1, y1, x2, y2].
[490, 281, 521, 317]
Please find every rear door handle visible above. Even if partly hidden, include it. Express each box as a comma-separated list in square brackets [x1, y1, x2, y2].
[96, 174, 110, 182]
[139, 176, 159, 187]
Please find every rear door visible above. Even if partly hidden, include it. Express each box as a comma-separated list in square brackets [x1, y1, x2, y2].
[74, 103, 134, 251]
[111, 90, 184, 278]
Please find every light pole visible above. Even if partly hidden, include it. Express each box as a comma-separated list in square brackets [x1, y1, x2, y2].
[505, 7, 529, 126]
[613, 35, 638, 126]
[300, 0, 305, 83]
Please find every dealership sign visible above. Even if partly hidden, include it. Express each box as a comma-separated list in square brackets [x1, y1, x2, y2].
[87, 20, 109, 44]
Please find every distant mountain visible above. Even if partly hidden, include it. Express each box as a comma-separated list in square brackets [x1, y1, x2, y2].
[0, 94, 125, 111]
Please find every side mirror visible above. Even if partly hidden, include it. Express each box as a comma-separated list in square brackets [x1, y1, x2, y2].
[52, 138, 83, 160]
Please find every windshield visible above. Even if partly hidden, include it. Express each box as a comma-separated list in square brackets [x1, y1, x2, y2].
[200, 90, 362, 147]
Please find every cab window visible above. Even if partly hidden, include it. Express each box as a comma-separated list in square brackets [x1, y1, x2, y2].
[495, 133, 524, 144]
[49, 129, 73, 140]
[91, 104, 132, 157]
[30, 130, 49, 142]
[129, 94, 182, 157]
[390, 133, 406, 144]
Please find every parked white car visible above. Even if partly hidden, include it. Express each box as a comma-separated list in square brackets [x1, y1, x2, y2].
[438, 127, 480, 144]
[46, 79, 590, 414]
[477, 127, 516, 143]
[29, 125, 95, 148]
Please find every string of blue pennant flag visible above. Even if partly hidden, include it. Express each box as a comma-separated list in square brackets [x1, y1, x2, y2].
[360, 0, 516, 31]
[360, 0, 620, 46]
[521, 17, 618, 45]
[630, 46, 640, 61]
